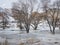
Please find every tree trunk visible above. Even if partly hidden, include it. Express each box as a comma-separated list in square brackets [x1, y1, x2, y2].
[49, 24, 52, 32]
[52, 26, 55, 34]
[3, 26, 5, 29]
[2, 17, 5, 29]
[26, 27, 29, 33]
[47, 19, 52, 33]
[25, 24, 30, 33]
[34, 25, 37, 30]
[19, 22, 23, 30]
[3, 22, 5, 29]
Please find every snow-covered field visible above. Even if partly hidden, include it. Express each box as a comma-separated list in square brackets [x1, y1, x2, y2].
[0, 21, 60, 45]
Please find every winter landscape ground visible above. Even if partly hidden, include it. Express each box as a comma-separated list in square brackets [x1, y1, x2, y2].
[0, 21, 60, 45]
[0, 0, 60, 45]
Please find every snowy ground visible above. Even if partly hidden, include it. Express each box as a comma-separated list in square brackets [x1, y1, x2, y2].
[0, 21, 60, 45]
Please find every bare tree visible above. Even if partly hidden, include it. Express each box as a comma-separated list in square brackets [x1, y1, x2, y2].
[0, 9, 9, 29]
[2, 12, 8, 29]
[12, 0, 38, 33]
[41, 0, 53, 33]
[48, 0, 60, 34]
[12, 6, 24, 30]
[41, 0, 60, 34]
[30, 2, 43, 30]
[30, 12, 43, 30]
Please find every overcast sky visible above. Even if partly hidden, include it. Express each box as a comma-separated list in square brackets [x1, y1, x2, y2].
[0, 0, 18, 8]
[0, 0, 55, 9]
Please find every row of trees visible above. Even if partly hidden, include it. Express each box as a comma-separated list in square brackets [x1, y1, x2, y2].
[0, 0, 60, 34]
[11, 0, 60, 34]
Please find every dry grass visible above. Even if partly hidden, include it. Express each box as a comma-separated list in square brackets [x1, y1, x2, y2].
[26, 38, 40, 44]
[19, 43, 24, 45]
[19, 38, 40, 45]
